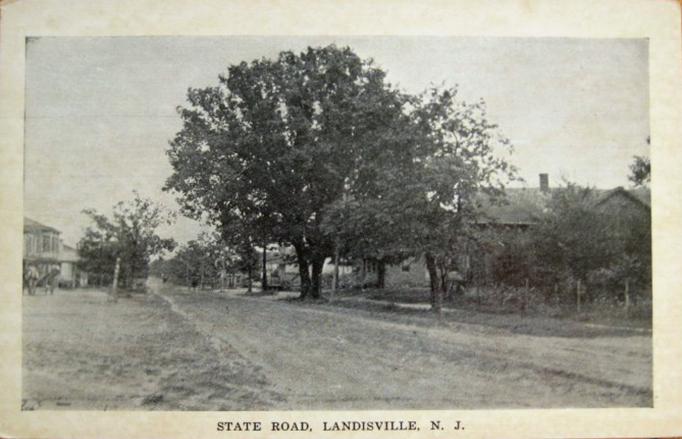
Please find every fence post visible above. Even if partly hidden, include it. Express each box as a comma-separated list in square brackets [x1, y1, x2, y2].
[576, 279, 581, 314]
[111, 257, 121, 303]
[553, 282, 558, 304]
[624, 279, 630, 317]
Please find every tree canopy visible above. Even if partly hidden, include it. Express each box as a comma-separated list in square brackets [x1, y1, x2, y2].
[77, 193, 176, 289]
[322, 86, 517, 310]
[165, 45, 516, 305]
[629, 155, 650, 187]
[165, 45, 409, 298]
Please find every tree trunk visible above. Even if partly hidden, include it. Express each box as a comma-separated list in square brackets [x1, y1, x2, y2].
[360, 258, 366, 291]
[294, 243, 311, 299]
[425, 253, 442, 314]
[310, 255, 324, 299]
[377, 260, 386, 289]
[262, 246, 268, 291]
[247, 264, 253, 293]
[440, 266, 448, 294]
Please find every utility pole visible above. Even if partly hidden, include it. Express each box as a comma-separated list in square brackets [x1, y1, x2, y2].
[624, 279, 631, 317]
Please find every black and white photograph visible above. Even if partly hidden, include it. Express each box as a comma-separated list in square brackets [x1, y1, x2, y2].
[20, 35, 652, 412]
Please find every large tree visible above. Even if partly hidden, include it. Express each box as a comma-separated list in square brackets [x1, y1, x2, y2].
[78, 193, 176, 289]
[165, 45, 406, 298]
[323, 86, 516, 312]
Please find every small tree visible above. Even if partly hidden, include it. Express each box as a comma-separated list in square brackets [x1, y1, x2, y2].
[629, 156, 650, 187]
[532, 183, 618, 304]
[78, 193, 176, 289]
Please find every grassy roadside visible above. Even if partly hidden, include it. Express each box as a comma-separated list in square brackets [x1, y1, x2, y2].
[270, 287, 652, 338]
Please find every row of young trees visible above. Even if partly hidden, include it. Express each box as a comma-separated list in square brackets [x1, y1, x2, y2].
[164, 44, 517, 308]
[77, 194, 258, 293]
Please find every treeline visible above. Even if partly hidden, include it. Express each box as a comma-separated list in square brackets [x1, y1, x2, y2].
[149, 232, 257, 290]
[163, 44, 518, 311]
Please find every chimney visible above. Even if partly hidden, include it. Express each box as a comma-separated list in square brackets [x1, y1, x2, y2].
[539, 173, 549, 192]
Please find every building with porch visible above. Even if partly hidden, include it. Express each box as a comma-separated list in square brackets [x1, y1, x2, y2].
[23, 217, 84, 289]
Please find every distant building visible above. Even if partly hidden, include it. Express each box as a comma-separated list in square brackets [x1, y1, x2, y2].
[23, 217, 85, 289]
[60, 244, 87, 287]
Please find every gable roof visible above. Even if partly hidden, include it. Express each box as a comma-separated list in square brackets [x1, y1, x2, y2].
[24, 217, 61, 234]
[596, 186, 650, 209]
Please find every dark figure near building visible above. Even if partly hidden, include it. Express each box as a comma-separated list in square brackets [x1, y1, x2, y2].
[24, 264, 39, 295]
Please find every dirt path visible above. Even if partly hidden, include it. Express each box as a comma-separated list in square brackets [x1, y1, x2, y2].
[22, 282, 651, 410]
[158, 285, 652, 409]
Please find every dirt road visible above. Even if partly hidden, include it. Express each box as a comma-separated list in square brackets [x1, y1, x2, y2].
[22, 282, 652, 410]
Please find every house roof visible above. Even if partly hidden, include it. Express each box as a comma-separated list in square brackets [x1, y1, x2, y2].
[474, 188, 549, 225]
[24, 217, 61, 234]
[475, 185, 650, 225]
[596, 186, 650, 209]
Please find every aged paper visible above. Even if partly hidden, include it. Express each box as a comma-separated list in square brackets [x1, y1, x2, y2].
[1, 0, 681, 437]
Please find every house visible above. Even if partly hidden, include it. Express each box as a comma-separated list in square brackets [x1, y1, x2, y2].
[23, 217, 84, 289]
[354, 174, 651, 290]
[23, 218, 62, 284]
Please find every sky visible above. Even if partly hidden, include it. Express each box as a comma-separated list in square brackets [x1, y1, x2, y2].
[24, 36, 649, 246]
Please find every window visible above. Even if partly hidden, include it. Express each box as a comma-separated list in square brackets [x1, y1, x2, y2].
[42, 235, 51, 252]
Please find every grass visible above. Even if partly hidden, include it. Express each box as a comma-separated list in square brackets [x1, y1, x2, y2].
[324, 286, 652, 334]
